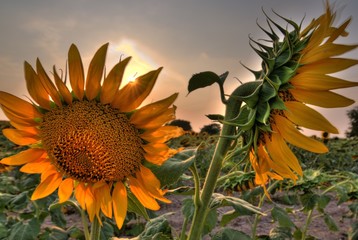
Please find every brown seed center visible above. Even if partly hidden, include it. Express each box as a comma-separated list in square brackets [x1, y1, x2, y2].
[40, 100, 144, 183]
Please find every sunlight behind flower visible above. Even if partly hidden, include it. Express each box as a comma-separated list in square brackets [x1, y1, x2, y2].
[108, 39, 158, 86]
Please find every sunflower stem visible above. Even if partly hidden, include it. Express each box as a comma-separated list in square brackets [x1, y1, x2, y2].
[79, 208, 90, 240]
[187, 89, 242, 240]
[90, 217, 101, 240]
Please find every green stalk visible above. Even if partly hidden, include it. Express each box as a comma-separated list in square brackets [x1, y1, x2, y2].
[301, 209, 314, 240]
[90, 217, 101, 240]
[187, 91, 242, 240]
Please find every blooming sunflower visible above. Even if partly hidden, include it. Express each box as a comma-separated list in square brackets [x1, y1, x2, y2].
[0, 43, 184, 229]
[234, 3, 358, 190]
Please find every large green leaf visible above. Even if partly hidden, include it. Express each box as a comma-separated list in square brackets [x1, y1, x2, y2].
[146, 149, 196, 187]
[8, 218, 41, 240]
[187, 71, 221, 95]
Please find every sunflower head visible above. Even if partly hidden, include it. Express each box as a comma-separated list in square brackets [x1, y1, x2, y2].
[0, 43, 184, 229]
[231, 3, 358, 189]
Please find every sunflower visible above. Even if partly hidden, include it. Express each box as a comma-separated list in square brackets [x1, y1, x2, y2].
[0, 43, 184, 229]
[235, 3, 358, 189]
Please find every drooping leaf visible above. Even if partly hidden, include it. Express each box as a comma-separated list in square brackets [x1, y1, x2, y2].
[271, 206, 296, 228]
[233, 81, 263, 108]
[100, 222, 115, 240]
[127, 191, 150, 220]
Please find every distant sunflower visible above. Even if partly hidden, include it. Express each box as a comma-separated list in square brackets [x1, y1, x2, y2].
[0, 43, 184, 228]
[238, 3, 358, 189]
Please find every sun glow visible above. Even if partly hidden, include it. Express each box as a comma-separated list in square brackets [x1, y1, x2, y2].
[108, 39, 158, 85]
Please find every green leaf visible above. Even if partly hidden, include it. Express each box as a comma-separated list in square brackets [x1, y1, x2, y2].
[211, 193, 264, 216]
[146, 149, 196, 186]
[300, 193, 319, 212]
[206, 114, 224, 121]
[271, 206, 296, 228]
[349, 221, 358, 240]
[212, 228, 251, 240]
[323, 214, 338, 232]
[0, 222, 8, 239]
[317, 195, 331, 212]
[38, 226, 69, 240]
[127, 191, 150, 220]
[138, 214, 173, 240]
[203, 209, 218, 236]
[50, 206, 67, 229]
[269, 226, 293, 240]
[181, 198, 195, 220]
[8, 218, 41, 240]
[187, 71, 221, 95]
[100, 222, 114, 240]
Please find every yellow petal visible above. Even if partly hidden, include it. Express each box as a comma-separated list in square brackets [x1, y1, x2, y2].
[0, 91, 42, 120]
[3, 128, 39, 145]
[298, 58, 358, 75]
[24, 62, 51, 110]
[136, 107, 176, 130]
[301, 43, 357, 64]
[9, 122, 38, 135]
[36, 59, 62, 106]
[85, 43, 108, 100]
[58, 178, 74, 203]
[274, 115, 328, 153]
[20, 158, 51, 173]
[290, 73, 358, 90]
[40, 164, 59, 182]
[68, 44, 85, 100]
[31, 172, 62, 200]
[284, 101, 338, 133]
[1, 106, 39, 127]
[140, 126, 184, 143]
[53, 66, 73, 105]
[290, 88, 355, 108]
[75, 182, 87, 210]
[1, 148, 45, 165]
[266, 128, 303, 176]
[95, 183, 112, 218]
[144, 153, 169, 165]
[112, 182, 127, 229]
[327, 18, 350, 43]
[129, 176, 159, 210]
[85, 186, 96, 222]
[137, 166, 171, 203]
[111, 68, 162, 112]
[130, 93, 178, 126]
[100, 57, 131, 104]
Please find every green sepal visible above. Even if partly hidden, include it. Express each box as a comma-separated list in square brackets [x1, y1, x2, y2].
[271, 65, 296, 84]
[260, 81, 277, 102]
[232, 81, 262, 108]
[241, 63, 263, 80]
[270, 96, 286, 110]
[256, 101, 270, 124]
[230, 106, 256, 131]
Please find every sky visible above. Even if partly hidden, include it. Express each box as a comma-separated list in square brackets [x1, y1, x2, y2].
[0, 0, 357, 137]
